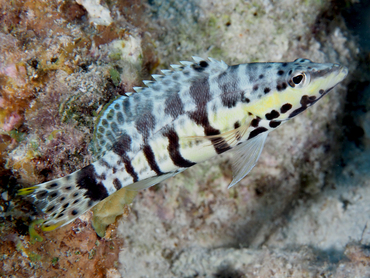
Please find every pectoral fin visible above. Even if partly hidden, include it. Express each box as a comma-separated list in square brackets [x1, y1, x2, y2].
[228, 132, 269, 188]
[183, 117, 252, 150]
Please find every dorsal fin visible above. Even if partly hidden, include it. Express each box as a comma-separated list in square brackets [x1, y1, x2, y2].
[93, 57, 228, 158]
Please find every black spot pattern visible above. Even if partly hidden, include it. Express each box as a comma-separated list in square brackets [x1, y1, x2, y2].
[265, 110, 280, 120]
[269, 120, 281, 128]
[105, 131, 115, 143]
[48, 192, 58, 200]
[280, 103, 292, 113]
[107, 109, 115, 121]
[241, 92, 250, 103]
[251, 118, 261, 127]
[36, 190, 48, 199]
[248, 127, 268, 139]
[113, 178, 122, 190]
[199, 61, 208, 68]
[276, 82, 287, 91]
[264, 88, 270, 94]
[110, 122, 120, 135]
[45, 206, 55, 213]
[191, 63, 206, 72]
[98, 126, 105, 133]
[289, 95, 319, 118]
[46, 183, 58, 189]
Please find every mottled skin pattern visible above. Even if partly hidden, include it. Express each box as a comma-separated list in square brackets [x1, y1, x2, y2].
[19, 57, 348, 230]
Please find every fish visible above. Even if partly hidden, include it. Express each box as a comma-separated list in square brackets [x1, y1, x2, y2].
[19, 57, 348, 231]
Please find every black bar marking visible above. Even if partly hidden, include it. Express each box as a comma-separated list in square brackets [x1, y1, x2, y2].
[289, 107, 306, 118]
[218, 70, 244, 108]
[164, 93, 185, 119]
[135, 112, 156, 139]
[112, 134, 132, 154]
[113, 178, 122, 190]
[143, 144, 164, 176]
[163, 128, 196, 168]
[189, 77, 232, 154]
[248, 127, 268, 140]
[76, 165, 109, 201]
[123, 159, 139, 183]
[112, 134, 139, 182]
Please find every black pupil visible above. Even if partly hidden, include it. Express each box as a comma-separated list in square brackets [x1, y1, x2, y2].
[292, 74, 303, 84]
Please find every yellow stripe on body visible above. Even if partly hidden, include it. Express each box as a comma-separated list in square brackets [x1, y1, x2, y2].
[244, 88, 300, 119]
[208, 104, 250, 134]
[176, 119, 217, 164]
[244, 77, 331, 120]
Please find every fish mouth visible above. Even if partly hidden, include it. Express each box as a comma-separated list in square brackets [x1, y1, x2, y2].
[332, 64, 348, 79]
[309, 63, 348, 81]
[339, 65, 349, 78]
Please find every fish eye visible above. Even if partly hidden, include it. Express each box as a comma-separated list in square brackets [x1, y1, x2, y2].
[292, 74, 304, 84]
[288, 72, 306, 87]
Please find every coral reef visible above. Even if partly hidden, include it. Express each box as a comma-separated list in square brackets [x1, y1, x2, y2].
[0, 214, 123, 277]
[0, 0, 157, 275]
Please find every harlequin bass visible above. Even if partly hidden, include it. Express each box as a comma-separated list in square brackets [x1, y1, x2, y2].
[19, 57, 348, 231]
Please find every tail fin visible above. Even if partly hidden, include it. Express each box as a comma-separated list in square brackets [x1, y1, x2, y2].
[18, 165, 107, 231]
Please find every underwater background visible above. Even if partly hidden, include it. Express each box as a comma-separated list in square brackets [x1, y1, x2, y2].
[0, 0, 370, 277]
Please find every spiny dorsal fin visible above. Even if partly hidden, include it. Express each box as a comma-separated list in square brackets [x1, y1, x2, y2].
[94, 57, 228, 158]
[134, 57, 227, 95]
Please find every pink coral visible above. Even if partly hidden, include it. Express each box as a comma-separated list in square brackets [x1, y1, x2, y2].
[2, 112, 22, 131]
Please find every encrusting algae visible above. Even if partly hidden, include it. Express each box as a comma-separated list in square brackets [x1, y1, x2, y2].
[19, 57, 348, 234]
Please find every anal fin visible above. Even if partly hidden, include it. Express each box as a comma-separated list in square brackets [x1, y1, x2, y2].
[125, 172, 178, 191]
[228, 131, 269, 188]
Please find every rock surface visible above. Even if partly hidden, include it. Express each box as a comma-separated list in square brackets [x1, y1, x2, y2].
[1, 0, 369, 277]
